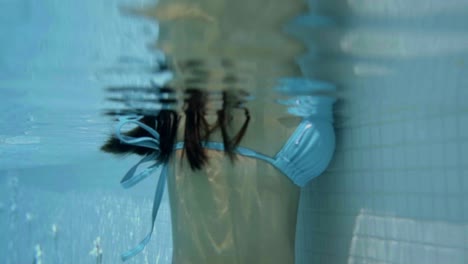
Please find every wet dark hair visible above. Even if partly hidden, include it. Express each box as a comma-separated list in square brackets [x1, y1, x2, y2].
[216, 90, 250, 161]
[100, 111, 179, 163]
[101, 88, 250, 170]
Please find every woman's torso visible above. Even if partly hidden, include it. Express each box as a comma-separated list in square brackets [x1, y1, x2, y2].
[136, 0, 308, 262]
[167, 105, 302, 264]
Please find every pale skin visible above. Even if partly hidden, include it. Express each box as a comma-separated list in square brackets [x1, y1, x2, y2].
[123, 0, 306, 85]
[124, 0, 307, 263]
[168, 153, 300, 264]
[169, 111, 302, 264]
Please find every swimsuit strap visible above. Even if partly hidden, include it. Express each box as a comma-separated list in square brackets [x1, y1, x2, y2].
[204, 142, 276, 165]
[116, 117, 277, 261]
[121, 163, 168, 261]
[116, 115, 161, 150]
[174, 141, 275, 162]
[115, 116, 167, 261]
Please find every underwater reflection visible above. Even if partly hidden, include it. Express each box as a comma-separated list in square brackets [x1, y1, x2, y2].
[98, 0, 338, 263]
[340, 30, 468, 58]
[347, 0, 468, 17]
[122, 0, 308, 94]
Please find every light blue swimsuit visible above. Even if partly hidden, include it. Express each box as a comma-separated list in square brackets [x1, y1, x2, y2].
[114, 82, 336, 261]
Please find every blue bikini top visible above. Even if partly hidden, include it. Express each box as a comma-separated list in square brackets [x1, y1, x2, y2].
[115, 93, 336, 261]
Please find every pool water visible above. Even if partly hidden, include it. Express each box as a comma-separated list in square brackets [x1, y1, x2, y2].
[1, 0, 468, 263]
